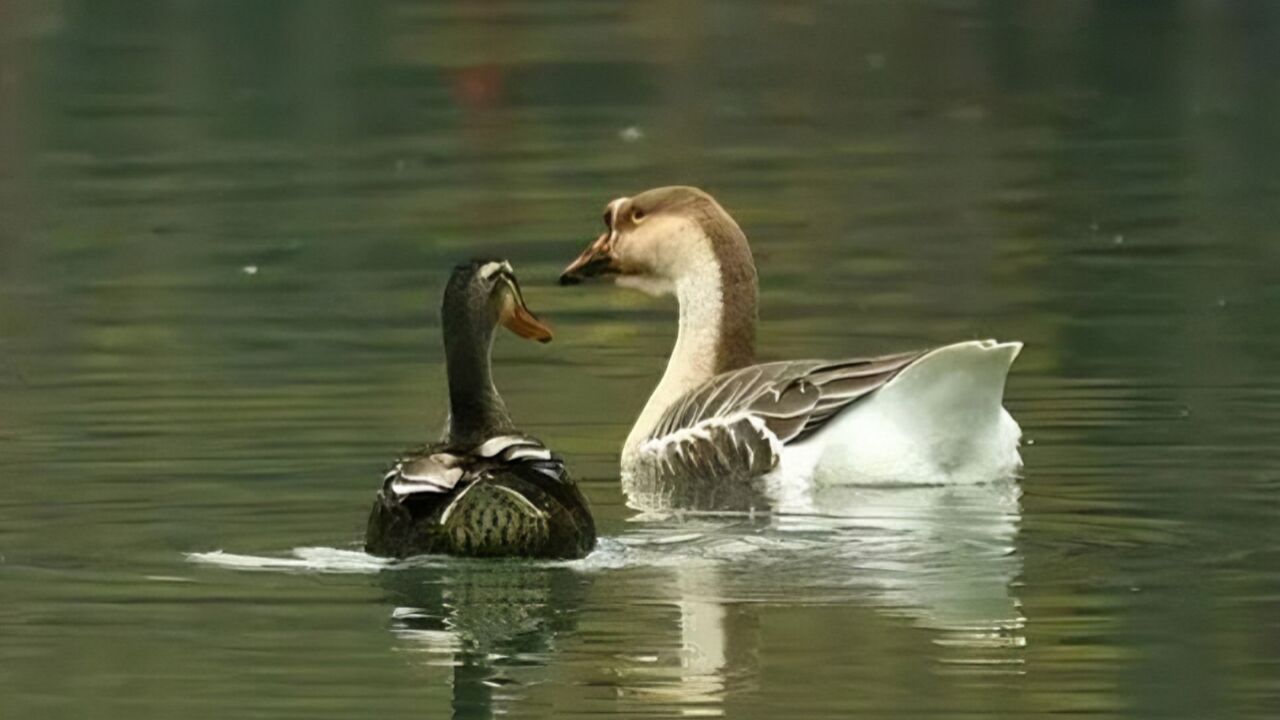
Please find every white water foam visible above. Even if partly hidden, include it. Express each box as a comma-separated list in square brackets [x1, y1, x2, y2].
[187, 546, 410, 574]
[184, 533, 719, 575]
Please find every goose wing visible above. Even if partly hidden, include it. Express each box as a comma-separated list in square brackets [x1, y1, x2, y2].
[637, 351, 925, 478]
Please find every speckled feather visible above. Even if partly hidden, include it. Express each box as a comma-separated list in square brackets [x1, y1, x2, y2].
[365, 435, 595, 559]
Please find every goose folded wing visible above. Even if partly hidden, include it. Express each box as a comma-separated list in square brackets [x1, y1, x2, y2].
[638, 352, 925, 477]
[790, 350, 925, 442]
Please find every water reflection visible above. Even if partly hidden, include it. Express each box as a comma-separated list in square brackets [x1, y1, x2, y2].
[602, 479, 1024, 710]
[187, 478, 1022, 716]
[802, 482, 1024, 646]
[602, 562, 758, 715]
[378, 564, 590, 719]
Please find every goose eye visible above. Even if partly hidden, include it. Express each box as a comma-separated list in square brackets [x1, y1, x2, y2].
[630, 208, 646, 223]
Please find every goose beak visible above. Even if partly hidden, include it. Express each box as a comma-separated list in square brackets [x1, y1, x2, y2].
[499, 276, 554, 343]
[559, 232, 619, 285]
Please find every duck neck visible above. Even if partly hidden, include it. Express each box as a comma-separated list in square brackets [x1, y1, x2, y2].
[443, 320, 513, 447]
[625, 245, 757, 457]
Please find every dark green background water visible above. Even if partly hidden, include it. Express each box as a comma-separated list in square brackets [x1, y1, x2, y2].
[2, 1, 1278, 718]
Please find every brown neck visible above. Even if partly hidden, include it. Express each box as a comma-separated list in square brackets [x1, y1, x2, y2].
[625, 224, 758, 457]
[699, 202, 757, 373]
[712, 241, 757, 373]
[623, 200, 760, 459]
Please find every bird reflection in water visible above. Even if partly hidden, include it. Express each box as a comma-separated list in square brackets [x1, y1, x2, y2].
[371, 479, 1023, 716]
[608, 479, 1025, 712]
[377, 564, 590, 718]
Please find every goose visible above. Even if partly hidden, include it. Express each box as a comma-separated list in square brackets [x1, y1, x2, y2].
[365, 260, 596, 558]
[558, 186, 1022, 510]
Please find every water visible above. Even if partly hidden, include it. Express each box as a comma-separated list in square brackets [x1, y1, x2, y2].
[2, 1, 1279, 718]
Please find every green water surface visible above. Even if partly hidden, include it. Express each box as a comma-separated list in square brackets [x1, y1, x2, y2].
[2, 2, 1278, 718]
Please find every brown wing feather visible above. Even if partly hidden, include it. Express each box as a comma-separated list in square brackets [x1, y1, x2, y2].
[646, 350, 927, 451]
[630, 351, 927, 502]
[791, 350, 925, 441]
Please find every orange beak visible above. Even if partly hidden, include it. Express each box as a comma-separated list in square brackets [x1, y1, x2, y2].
[499, 276, 553, 343]
[559, 232, 620, 285]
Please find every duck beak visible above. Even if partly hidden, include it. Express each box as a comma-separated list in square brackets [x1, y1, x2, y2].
[499, 275, 554, 343]
[559, 232, 620, 285]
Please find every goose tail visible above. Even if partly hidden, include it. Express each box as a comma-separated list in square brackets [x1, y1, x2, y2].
[801, 340, 1023, 486]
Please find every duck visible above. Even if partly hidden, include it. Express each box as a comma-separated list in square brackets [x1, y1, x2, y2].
[558, 186, 1022, 510]
[365, 260, 596, 559]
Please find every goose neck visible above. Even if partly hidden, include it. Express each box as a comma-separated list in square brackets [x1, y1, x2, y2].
[625, 248, 757, 456]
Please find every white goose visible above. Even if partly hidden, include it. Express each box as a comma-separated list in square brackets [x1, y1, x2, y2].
[559, 186, 1022, 510]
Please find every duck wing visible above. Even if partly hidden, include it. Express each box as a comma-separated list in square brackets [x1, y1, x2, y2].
[383, 435, 558, 499]
[370, 433, 594, 558]
[384, 452, 466, 497]
[637, 351, 925, 479]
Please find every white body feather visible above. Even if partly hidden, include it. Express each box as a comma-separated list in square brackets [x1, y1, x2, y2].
[765, 340, 1022, 511]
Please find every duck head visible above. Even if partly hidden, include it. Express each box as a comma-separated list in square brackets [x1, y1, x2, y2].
[445, 259, 553, 343]
[558, 186, 753, 297]
[442, 260, 552, 445]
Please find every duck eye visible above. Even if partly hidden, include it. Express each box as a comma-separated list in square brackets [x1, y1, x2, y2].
[630, 208, 646, 223]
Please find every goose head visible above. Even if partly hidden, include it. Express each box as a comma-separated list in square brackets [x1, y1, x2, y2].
[444, 259, 553, 344]
[558, 186, 753, 297]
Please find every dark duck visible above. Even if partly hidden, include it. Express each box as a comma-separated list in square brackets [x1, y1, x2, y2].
[365, 260, 596, 559]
